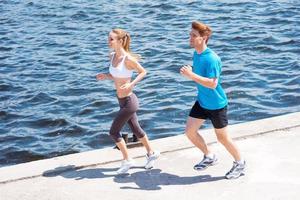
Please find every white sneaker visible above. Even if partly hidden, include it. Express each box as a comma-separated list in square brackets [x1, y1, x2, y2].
[116, 159, 135, 174]
[145, 151, 160, 169]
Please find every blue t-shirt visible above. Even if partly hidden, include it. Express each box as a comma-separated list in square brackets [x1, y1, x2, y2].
[192, 47, 228, 110]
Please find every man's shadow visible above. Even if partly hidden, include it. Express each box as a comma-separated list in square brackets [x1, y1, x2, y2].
[114, 169, 224, 190]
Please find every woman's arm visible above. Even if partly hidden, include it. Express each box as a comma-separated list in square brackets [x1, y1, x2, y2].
[124, 57, 147, 87]
[96, 73, 113, 81]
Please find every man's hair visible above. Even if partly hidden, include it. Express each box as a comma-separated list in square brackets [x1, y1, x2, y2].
[192, 21, 212, 44]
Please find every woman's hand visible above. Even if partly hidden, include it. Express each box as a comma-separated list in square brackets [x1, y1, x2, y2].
[96, 73, 107, 81]
[180, 65, 193, 79]
[120, 82, 134, 91]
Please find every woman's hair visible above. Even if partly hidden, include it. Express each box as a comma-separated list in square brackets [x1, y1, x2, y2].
[191, 21, 212, 44]
[112, 29, 141, 61]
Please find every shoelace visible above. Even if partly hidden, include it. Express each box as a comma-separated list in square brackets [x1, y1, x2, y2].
[201, 157, 213, 164]
[228, 162, 239, 174]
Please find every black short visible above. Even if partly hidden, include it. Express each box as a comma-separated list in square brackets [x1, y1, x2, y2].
[189, 101, 228, 129]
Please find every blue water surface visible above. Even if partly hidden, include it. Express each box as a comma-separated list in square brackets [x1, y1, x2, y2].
[0, 0, 299, 167]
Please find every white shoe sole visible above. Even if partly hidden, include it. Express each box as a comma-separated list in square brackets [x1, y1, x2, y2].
[145, 152, 160, 169]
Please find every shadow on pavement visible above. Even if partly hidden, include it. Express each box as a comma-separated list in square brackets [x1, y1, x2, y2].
[42, 166, 224, 190]
[114, 168, 224, 190]
[42, 165, 118, 180]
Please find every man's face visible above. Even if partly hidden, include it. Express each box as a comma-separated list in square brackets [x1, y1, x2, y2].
[189, 29, 206, 48]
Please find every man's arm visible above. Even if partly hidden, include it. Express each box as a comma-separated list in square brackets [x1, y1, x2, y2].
[180, 65, 218, 89]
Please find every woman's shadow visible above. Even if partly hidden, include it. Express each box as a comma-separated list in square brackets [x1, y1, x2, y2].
[42, 165, 118, 180]
[42, 165, 146, 180]
[42, 166, 224, 190]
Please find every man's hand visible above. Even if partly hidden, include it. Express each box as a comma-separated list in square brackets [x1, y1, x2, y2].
[180, 65, 193, 79]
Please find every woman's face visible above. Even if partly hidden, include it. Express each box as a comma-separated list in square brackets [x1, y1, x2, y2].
[108, 32, 120, 49]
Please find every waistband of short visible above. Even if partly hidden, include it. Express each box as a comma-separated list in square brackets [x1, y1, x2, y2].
[117, 92, 136, 100]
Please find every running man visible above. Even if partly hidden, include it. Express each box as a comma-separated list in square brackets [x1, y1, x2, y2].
[180, 21, 245, 179]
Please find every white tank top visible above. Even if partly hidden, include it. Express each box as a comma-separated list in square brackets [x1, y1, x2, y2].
[109, 52, 133, 78]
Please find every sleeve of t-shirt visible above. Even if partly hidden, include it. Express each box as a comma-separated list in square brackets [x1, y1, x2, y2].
[206, 59, 221, 78]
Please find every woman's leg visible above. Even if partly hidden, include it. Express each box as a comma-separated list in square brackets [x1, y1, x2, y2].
[128, 115, 159, 169]
[115, 139, 129, 160]
[127, 113, 152, 154]
[110, 97, 137, 160]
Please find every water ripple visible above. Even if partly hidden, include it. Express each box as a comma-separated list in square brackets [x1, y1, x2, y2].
[1, 0, 299, 167]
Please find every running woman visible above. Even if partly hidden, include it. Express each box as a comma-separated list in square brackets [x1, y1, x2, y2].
[96, 29, 159, 174]
[180, 21, 246, 179]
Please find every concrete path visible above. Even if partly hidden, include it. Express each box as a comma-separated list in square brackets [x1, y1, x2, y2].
[0, 112, 299, 200]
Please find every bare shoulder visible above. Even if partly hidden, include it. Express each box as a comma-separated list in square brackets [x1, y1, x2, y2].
[124, 54, 139, 69]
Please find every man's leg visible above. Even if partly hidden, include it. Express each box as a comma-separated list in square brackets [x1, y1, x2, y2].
[185, 117, 218, 170]
[215, 127, 246, 179]
[214, 127, 241, 161]
[185, 117, 209, 154]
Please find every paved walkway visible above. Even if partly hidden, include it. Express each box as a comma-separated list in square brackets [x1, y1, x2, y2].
[0, 112, 299, 200]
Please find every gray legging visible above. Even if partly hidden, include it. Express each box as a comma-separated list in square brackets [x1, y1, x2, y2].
[109, 93, 146, 142]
